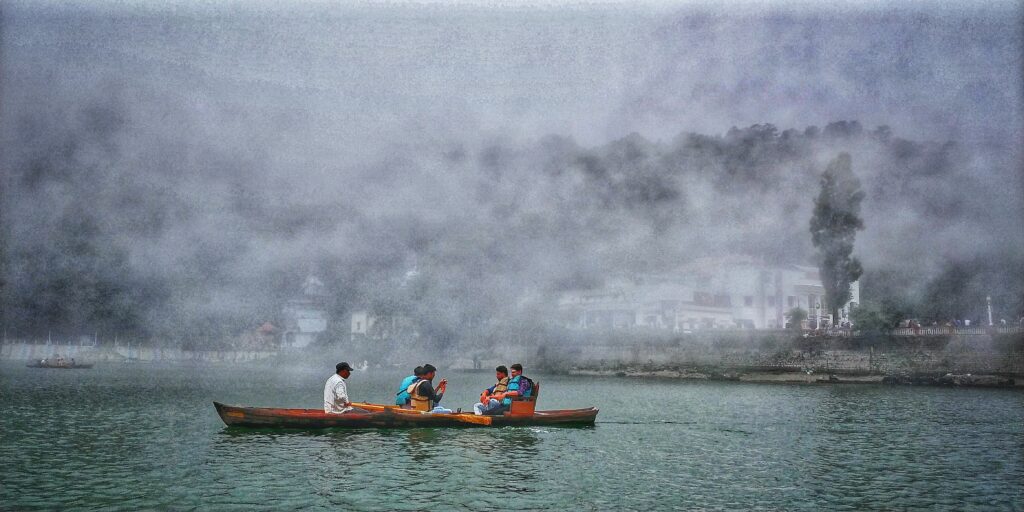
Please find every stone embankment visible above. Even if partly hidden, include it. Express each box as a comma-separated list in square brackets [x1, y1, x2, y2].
[1, 341, 277, 363]
[568, 366, 1018, 388]
[538, 331, 1024, 389]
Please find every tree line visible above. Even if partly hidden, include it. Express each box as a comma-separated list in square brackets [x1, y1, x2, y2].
[1, 99, 1020, 346]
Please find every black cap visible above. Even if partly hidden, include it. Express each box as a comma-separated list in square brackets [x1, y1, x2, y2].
[422, 364, 437, 373]
[336, 362, 354, 373]
[413, 366, 425, 376]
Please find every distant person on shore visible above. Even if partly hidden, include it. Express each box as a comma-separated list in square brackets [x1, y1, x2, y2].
[396, 366, 425, 408]
[323, 362, 368, 414]
[407, 364, 446, 411]
[474, 365, 510, 415]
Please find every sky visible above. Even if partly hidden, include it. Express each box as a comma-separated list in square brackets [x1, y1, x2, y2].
[1, 0, 1021, 338]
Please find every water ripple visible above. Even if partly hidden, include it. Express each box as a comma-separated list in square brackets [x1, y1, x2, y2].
[2, 363, 1022, 510]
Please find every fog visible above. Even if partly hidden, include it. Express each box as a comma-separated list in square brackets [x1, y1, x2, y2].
[1, 1, 1022, 346]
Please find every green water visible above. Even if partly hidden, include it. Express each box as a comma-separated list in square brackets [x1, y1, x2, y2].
[1, 361, 1021, 510]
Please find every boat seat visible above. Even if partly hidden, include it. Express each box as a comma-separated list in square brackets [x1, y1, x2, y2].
[507, 382, 539, 417]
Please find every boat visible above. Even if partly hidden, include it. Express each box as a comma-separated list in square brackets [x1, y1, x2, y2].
[213, 401, 598, 428]
[215, 379, 597, 429]
[26, 360, 93, 369]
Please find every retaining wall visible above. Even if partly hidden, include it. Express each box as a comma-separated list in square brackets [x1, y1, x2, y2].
[527, 334, 1024, 376]
[0, 342, 278, 363]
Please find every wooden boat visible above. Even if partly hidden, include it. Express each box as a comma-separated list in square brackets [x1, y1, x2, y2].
[214, 380, 597, 429]
[26, 360, 93, 369]
[214, 402, 597, 428]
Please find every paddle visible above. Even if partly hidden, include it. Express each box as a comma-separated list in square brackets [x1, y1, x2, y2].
[351, 402, 391, 412]
[449, 412, 493, 426]
[351, 401, 494, 425]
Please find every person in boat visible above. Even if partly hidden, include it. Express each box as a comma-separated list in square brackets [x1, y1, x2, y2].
[473, 365, 510, 415]
[407, 364, 447, 412]
[323, 362, 368, 414]
[396, 366, 425, 408]
[497, 363, 533, 410]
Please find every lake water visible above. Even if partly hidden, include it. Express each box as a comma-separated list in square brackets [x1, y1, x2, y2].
[1, 361, 1022, 510]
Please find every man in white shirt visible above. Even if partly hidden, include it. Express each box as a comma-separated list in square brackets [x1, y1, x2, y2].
[324, 362, 360, 414]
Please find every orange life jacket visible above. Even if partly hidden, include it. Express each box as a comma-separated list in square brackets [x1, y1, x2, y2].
[491, 376, 510, 395]
[407, 379, 432, 411]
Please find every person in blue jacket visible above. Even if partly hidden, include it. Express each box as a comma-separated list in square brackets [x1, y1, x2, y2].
[395, 366, 425, 407]
[499, 363, 532, 408]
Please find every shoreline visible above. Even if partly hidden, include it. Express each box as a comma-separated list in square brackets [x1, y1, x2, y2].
[566, 367, 1022, 388]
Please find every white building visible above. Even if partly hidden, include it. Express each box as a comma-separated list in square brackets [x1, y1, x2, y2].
[350, 310, 373, 338]
[558, 257, 859, 330]
[350, 258, 422, 342]
[281, 275, 329, 348]
[349, 309, 418, 342]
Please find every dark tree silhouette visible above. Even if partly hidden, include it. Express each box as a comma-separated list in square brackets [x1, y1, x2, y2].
[810, 153, 865, 322]
[785, 307, 808, 329]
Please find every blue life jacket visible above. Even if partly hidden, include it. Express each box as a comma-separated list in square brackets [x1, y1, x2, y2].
[395, 375, 418, 405]
[502, 375, 533, 406]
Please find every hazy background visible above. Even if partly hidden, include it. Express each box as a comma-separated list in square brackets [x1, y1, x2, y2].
[1, 1, 1022, 346]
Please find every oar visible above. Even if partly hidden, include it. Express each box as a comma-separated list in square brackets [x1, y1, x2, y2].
[449, 412, 493, 426]
[352, 401, 493, 425]
[351, 402, 392, 412]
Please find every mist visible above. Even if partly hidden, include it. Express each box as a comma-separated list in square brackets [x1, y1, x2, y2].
[1, 1, 1022, 346]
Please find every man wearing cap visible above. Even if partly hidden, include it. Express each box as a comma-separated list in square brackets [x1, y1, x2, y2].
[324, 362, 362, 414]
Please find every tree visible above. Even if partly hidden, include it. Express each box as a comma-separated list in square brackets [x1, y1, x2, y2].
[810, 153, 865, 321]
[785, 307, 808, 329]
[849, 302, 888, 334]
[918, 255, 1024, 323]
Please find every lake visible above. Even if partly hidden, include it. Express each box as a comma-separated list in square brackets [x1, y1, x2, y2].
[1, 361, 1021, 510]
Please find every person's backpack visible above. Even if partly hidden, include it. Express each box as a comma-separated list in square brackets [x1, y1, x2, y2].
[519, 376, 535, 397]
[395, 375, 419, 405]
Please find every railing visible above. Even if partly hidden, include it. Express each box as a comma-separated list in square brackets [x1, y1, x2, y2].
[890, 326, 1022, 336]
[731, 326, 1021, 337]
[563, 325, 1022, 338]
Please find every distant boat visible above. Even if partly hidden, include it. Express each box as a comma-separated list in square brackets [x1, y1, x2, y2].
[27, 359, 93, 369]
